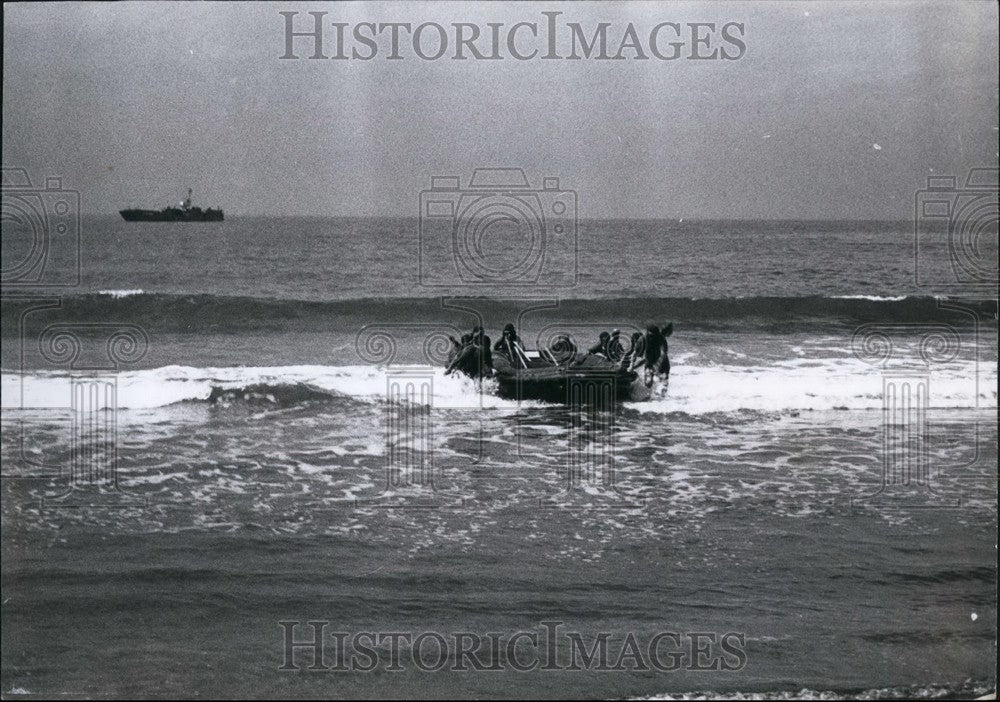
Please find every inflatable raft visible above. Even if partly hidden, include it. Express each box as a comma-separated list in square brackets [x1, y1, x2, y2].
[491, 351, 638, 403]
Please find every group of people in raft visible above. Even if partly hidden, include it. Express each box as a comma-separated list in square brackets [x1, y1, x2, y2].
[445, 322, 673, 387]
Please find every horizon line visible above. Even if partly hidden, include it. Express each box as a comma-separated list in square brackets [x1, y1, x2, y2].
[84, 212, 921, 224]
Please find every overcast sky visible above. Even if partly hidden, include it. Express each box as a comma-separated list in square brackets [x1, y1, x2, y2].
[3, 1, 997, 218]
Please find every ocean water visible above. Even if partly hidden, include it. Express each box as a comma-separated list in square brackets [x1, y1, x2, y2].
[1, 217, 996, 699]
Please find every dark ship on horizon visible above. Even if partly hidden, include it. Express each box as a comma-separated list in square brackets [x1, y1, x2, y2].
[120, 189, 223, 222]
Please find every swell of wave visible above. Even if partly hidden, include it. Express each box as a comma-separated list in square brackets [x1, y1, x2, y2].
[2, 293, 993, 335]
[206, 382, 346, 408]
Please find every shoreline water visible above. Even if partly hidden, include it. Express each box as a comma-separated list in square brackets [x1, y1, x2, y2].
[2, 217, 996, 699]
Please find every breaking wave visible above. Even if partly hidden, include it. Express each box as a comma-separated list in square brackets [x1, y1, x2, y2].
[3, 357, 994, 414]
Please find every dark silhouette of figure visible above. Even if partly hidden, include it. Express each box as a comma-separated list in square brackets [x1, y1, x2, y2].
[641, 323, 674, 386]
[445, 327, 492, 378]
[606, 329, 626, 363]
[642, 325, 664, 387]
[448, 332, 472, 356]
[548, 334, 577, 364]
[623, 331, 644, 370]
[494, 323, 526, 368]
[474, 326, 492, 371]
[587, 331, 612, 358]
[657, 322, 674, 377]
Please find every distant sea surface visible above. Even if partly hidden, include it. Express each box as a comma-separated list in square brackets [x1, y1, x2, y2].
[2, 217, 996, 699]
[4, 216, 989, 300]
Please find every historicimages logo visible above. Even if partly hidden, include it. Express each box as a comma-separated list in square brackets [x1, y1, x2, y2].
[279, 11, 746, 62]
